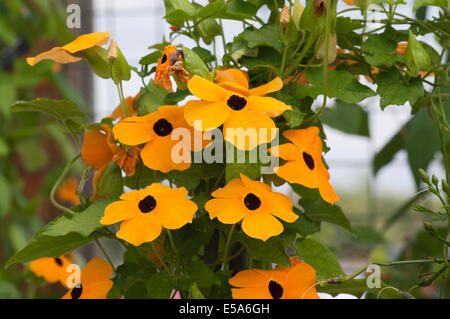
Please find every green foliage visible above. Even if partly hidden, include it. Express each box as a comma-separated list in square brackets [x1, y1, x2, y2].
[321, 100, 369, 137]
[10, 98, 86, 121]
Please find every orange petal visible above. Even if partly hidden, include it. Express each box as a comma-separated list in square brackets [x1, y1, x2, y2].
[205, 198, 247, 223]
[248, 77, 283, 96]
[283, 127, 320, 150]
[211, 178, 247, 198]
[62, 32, 110, 53]
[154, 198, 197, 229]
[229, 269, 268, 288]
[268, 143, 301, 161]
[140, 137, 191, 173]
[231, 286, 273, 299]
[108, 96, 138, 120]
[100, 200, 140, 225]
[283, 262, 319, 299]
[261, 192, 298, 223]
[241, 211, 284, 241]
[223, 110, 277, 150]
[27, 47, 81, 66]
[81, 257, 113, 285]
[112, 116, 155, 146]
[215, 69, 249, 89]
[247, 95, 292, 117]
[240, 174, 272, 195]
[116, 213, 162, 246]
[147, 183, 189, 199]
[274, 159, 319, 189]
[81, 129, 113, 170]
[78, 280, 113, 299]
[184, 100, 230, 131]
[318, 173, 340, 205]
[218, 81, 251, 96]
[188, 75, 230, 102]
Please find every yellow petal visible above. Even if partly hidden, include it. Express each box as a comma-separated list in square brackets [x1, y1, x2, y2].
[116, 213, 162, 246]
[318, 173, 340, 205]
[205, 198, 247, 223]
[269, 143, 301, 161]
[241, 211, 284, 241]
[231, 287, 273, 299]
[229, 269, 267, 288]
[247, 95, 292, 117]
[62, 32, 110, 53]
[154, 198, 197, 229]
[79, 280, 113, 299]
[261, 192, 298, 223]
[240, 174, 272, 195]
[215, 69, 249, 89]
[101, 200, 140, 225]
[274, 159, 319, 189]
[211, 178, 246, 198]
[184, 100, 230, 131]
[81, 257, 113, 285]
[283, 262, 319, 299]
[27, 47, 81, 66]
[188, 75, 231, 102]
[283, 127, 320, 150]
[248, 77, 283, 96]
[112, 116, 155, 146]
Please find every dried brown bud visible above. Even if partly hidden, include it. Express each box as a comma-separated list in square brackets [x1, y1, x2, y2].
[168, 61, 190, 83]
[313, 0, 327, 17]
[170, 49, 184, 65]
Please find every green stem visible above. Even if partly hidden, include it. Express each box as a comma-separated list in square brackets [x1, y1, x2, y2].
[93, 235, 116, 274]
[49, 154, 81, 215]
[116, 81, 129, 118]
[167, 229, 179, 261]
[151, 242, 172, 275]
[223, 224, 236, 270]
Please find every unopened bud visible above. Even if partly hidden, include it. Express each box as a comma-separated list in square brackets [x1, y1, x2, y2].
[424, 222, 436, 237]
[281, 5, 290, 30]
[108, 39, 118, 62]
[292, 0, 304, 29]
[418, 168, 429, 184]
[405, 31, 431, 77]
[431, 175, 439, 187]
[442, 180, 450, 197]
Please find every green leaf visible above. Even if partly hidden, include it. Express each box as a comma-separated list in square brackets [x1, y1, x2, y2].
[146, 272, 176, 299]
[321, 100, 369, 137]
[139, 51, 162, 65]
[0, 174, 12, 217]
[363, 35, 404, 67]
[188, 283, 206, 299]
[237, 24, 283, 50]
[226, 0, 259, 19]
[299, 198, 352, 232]
[283, 109, 306, 128]
[317, 278, 404, 299]
[284, 208, 321, 240]
[137, 81, 170, 115]
[376, 69, 425, 109]
[0, 281, 23, 299]
[124, 164, 165, 190]
[295, 238, 344, 281]
[179, 260, 216, 289]
[297, 68, 376, 103]
[373, 130, 404, 175]
[40, 199, 114, 238]
[196, 18, 221, 45]
[239, 235, 290, 267]
[181, 46, 213, 81]
[413, 0, 447, 11]
[405, 30, 431, 77]
[6, 233, 94, 267]
[97, 162, 124, 198]
[239, 46, 282, 69]
[110, 42, 132, 83]
[11, 98, 86, 121]
[85, 46, 111, 79]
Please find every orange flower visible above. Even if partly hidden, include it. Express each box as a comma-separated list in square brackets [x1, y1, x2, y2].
[100, 183, 198, 246]
[107, 92, 139, 120]
[229, 257, 319, 299]
[185, 71, 292, 150]
[57, 177, 80, 206]
[269, 127, 339, 205]
[205, 174, 298, 241]
[30, 255, 73, 287]
[112, 105, 208, 173]
[27, 32, 110, 66]
[154, 45, 183, 91]
[62, 257, 113, 299]
[342, 0, 354, 5]
[81, 124, 140, 199]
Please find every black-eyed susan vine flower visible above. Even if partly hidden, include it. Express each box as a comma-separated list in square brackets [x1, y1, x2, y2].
[184, 70, 292, 150]
[269, 127, 339, 205]
[81, 124, 140, 200]
[62, 257, 113, 299]
[100, 183, 198, 246]
[26, 32, 110, 66]
[205, 174, 298, 241]
[112, 105, 209, 173]
[229, 257, 319, 299]
[29, 255, 73, 287]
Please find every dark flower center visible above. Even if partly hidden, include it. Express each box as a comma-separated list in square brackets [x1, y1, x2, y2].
[153, 118, 173, 137]
[244, 193, 261, 210]
[71, 284, 83, 299]
[268, 280, 283, 299]
[54, 258, 63, 267]
[138, 195, 157, 213]
[303, 152, 315, 170]
[161, 53, 167, 64]
[227, 95, 247, 111]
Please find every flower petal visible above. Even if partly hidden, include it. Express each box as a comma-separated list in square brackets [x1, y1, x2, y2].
[140, 137, 191, 173]
[211, 178, 247, 198]
[184, 100, 230, 131]
[62, 32, 110, 53]
[248, 77, 283, 96]
[318, 173, 340, 205]
[100, 200, 140, 225]
[274, 159, 319, 189]
[231, 287, 273, 299]
[112, 116, 155, 146]
[116, 214, 162, 246]
[154, 198, 197, 229]
[27, 47, 81, 66]
[81, 257, 113, 285]
[241, 211, 284, 241]
[261, 192, 298, 223]
[188, 75, 230, 102]
[269, 143, 301, 161]
[247, 95, 292, 117]
[215, 69, 249, 89]
[205, 198, 246, 223]
[81, 129, 113, 170]
[240, 174, 272, 195]
[283, 262, 319, 299]
[79, 280, 113, 299]
[223, 110, 277, 150]
[283, 127, 320, 150]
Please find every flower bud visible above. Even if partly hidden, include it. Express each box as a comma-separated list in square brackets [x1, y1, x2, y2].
[423, 222, 436, 237]
[281, 5, 290, 31]
[315, 32, 337, 64]
[405, 31, 431, 77]
[292, 0, 304, 30]
[442, 180, 450, 197]
[108, 39, 131, 84]
[431, 175, 439, 187]
[107, 38, 118, 62]
[418, 168, 429, 184]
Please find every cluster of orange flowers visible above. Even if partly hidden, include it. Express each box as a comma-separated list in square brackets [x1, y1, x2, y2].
[27, 32, 340, 299]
